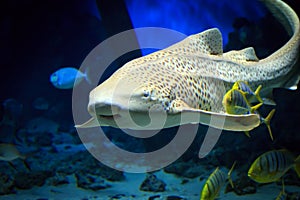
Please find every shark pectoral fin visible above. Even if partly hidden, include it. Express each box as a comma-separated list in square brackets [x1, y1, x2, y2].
[75, 117, 101, 128]
[223, 47, 259, 63]
[178, 105, 260, 131]
[169, 99, 260, 131]
[167, 28, 223, 55]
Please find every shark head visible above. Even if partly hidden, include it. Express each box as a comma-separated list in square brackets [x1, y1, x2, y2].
[76, 59, 260, 131]
[84, 64, 173, 130]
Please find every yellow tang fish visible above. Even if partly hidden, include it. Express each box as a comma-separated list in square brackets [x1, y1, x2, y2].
[248, 149, 300, 183]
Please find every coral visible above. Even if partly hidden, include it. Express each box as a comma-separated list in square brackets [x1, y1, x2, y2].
[45, 172, 69, 186]
[14, 171, 54, 189]
[75, 172, 111, 191]
[140, 174, 166, 192]
[164, 160, 207, 178]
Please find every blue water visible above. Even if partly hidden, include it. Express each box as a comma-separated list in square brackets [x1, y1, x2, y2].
[125, 0, 266, 47]
[0, 0, 299, 199]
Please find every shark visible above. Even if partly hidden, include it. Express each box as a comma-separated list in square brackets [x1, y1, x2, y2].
[76, 0, 300, 132]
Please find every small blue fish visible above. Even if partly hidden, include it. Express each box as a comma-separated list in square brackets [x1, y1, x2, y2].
[50, 67, 90, 89]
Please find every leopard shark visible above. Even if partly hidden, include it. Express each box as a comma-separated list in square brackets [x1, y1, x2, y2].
[76, 0, 299, 132]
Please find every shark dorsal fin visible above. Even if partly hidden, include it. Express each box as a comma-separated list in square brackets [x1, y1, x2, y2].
[223, 47, 259, 63]
[166, 28, 223, 55]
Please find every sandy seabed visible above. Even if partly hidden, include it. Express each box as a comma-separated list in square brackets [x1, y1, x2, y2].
[1, 170, 299, 200]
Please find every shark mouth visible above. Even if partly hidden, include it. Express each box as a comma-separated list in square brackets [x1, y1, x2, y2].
[91, 103, 123, 122]
[99, 114, 121, 120]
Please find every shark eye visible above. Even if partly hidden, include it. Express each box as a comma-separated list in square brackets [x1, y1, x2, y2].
[142, 91, 150, 99]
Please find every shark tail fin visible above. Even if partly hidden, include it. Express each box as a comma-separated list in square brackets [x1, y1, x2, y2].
[254, 85, 263, 103]
[259, 0, 299, 36]
[263, 109, 276, 141]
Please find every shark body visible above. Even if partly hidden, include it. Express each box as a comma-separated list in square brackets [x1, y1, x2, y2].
[76, 0, 300, 131]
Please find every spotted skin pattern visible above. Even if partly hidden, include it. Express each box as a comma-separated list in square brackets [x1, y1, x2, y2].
[77, 0, 299, 131]
[107, 0, 300, 115]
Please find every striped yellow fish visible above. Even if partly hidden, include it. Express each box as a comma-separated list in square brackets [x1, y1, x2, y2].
[232, 81, 263, 104]
[200, 162, 235, 200]
[222, 88, 275, 139]
[222, 87, 275, 140]
[248, 149, 300, 183]
[276, 191, 287, 200]
[222, 88, 262, 115]
[200, 167, 226, 200]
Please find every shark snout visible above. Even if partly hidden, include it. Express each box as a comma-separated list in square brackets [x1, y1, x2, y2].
[88, 82, 121, 116]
